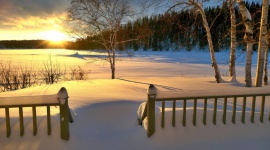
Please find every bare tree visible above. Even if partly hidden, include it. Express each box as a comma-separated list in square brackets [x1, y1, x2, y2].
[41, 54, 65, 84]
[255, 0, 269, 87]
[165, 0, 223, 83]
[67, 0, 138, 79]
[69, 65, 89, 80]
[0, 61, 39, 92]
[237, 0, 254, 87]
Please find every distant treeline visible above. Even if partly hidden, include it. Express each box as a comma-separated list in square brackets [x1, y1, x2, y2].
[0, 2, 266, 51]
[0, 39, 104, 50]
[0, 40, 71, 49]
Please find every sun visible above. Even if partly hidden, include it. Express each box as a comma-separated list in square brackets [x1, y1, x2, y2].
[41, 30, 66, 42]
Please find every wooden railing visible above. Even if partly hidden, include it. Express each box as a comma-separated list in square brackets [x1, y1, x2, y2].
[0, 87, 73, 140]
[138, 84, 270, 137]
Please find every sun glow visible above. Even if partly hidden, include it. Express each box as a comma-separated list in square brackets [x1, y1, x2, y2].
[41, 30, 67, 42]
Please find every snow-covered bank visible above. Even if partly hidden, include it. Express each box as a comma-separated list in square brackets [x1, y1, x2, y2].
[0, 49, 269, 150]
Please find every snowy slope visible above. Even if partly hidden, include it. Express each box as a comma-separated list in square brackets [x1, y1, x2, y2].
[0, 49, 269, 150]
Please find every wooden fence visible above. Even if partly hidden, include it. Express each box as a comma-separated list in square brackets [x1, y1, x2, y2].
[138, 84, 270, 137]
[0, 87, 73, 140]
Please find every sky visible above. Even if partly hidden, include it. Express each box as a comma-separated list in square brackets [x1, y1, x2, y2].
[0, 0, 262, 41]
[0, 0, 71, 41]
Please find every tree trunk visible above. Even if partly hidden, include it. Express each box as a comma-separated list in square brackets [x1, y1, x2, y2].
[255, 0, 269, 87]
[245, 43, 253, 87]
[197, 4, 222, 83]
[112, 50, 116, 79]
[264, 44, 269, 85]
[111, 33, 116, 79]
[263, 29, 270, 85]
[237, 0, 254, 87]
[111, 67, 115, 79]
[228, 0, 237, 81]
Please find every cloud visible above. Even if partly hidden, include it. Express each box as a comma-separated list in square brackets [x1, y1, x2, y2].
[0, 0, 70, 17]
[0, 0, 71, 30]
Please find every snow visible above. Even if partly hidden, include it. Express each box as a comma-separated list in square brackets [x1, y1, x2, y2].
[244, 7, 252, 21]
[0, 49, 270, 150]
[0, 94, 58, 106]
[57, 87, 68, 105]
[137, 102, 146, 121]
[155, 85, 270, 100]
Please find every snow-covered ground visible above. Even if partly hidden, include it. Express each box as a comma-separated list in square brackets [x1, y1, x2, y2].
[0, 49, 270, 150]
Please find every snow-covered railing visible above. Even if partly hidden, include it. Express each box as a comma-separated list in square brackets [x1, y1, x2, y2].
[138, 84, 270, 137]
[0, 87, 73, 140]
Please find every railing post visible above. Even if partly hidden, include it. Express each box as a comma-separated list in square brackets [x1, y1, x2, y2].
[5, 107, 10, 137]
[161, 101, 165, 128]
[182, 99, 187, 127]
[232, 97, 237, 124]
[47, 106, 51, 135]
[241, 97, 246, 124]
[32, 106, 37, 136]
[193, 99, 197, 126]
[19, 107, 24, 136]
[222, 97, 227, 124]
[260, 96, 265, 123]
[203, 98, 207, 125]
[147, 84, 157, 138]
[213, 98, 217, 125]
[172, 100, 176, 127]
[251, 96, 256, 123]
[58, 87, 71, 140]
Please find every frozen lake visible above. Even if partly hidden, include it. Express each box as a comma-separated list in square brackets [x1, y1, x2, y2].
[0, 48, 256, 81]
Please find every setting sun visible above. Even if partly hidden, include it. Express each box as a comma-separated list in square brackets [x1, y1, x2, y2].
[41, 30, 67, 42]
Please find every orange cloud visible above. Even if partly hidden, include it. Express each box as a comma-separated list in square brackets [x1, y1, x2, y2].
[0, 0, 70, 30]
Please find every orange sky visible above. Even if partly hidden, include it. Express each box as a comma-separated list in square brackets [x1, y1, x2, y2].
[0, 0, 72, 41]
[0, 0, 260, 41]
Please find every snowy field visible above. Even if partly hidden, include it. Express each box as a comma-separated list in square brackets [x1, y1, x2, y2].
[0, 49, 270, 150]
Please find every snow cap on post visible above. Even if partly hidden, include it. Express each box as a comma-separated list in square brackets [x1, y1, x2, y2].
[147, 84, 157, 98]
[57, 87, 69, 105]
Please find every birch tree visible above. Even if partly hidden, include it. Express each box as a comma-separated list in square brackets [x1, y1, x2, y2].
[255, 0, 269, 87]
[227, 0, 237, 81]
[264, 30, 270, 85]
[168, 0, 223, 83]
[263, 3, 270, 86]
[67, 0, 136, 79]
[141, 0, 223, 82]
[237, 0, 254, 87]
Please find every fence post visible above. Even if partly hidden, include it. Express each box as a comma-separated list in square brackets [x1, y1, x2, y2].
[58, 87, 71, 140]
[19, 107, 24, 136]
[260, 96, 265, 123]
[213, 98, 217, 125]
[47, 106, 51, 135]
[32, 106, 37, 135]
[232, 97, 237, 124]
[5, 107, 10, 137]
[193, 99, 197, 126]
[147, 84, 157, 138]
[203, 98, 207, 125]
[182, 99, 187, 127]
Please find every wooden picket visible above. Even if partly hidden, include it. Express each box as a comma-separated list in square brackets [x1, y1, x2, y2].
[0, 87, 73, 140]
[139, 84, 270, 138]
